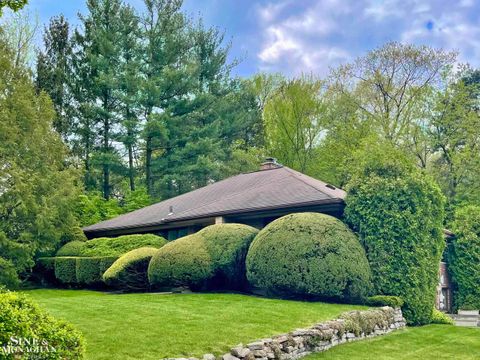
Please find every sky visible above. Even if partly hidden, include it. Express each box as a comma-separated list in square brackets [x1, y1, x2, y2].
[11, 0, 480, 77]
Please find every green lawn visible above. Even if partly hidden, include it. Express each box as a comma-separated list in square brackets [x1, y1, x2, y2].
[24, 289, 365, 360]
[306, 324, 480, 360]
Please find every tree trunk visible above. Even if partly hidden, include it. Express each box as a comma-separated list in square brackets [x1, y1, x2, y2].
[103, 97, 110, 200]
[146, 136, 152, 195]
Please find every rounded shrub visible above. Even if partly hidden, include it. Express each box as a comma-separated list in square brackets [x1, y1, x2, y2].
[56, 241, 86, 257]
[246, 213, 372, 302]
[366, 295, 404, 308]
[103, 247, 159, 290]
[345, 163, 445, 325]
[80, 233, 167, 257]
[148, 224, 258, 290]
[449, 205, 480, 311]
[0, 290, 85, 359]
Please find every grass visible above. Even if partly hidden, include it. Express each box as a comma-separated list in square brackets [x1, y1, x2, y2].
[306, 324, 480, 360]
[24, 289, 365, 360]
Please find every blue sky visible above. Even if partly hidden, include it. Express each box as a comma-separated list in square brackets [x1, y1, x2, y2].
[13, 0, 480, 77]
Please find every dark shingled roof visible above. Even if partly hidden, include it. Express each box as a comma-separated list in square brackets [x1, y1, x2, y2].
[83, 166, 346, 235]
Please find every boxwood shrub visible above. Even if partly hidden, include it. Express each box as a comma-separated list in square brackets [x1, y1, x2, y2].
[54, 257, 77, 284]
[56, 241, 86, 257]
[59, 233, 167, 258]
[345, 162, 445, 325]
[76, 257, 103, 285]
[148, 224, 258, 290]
[246, 213, 372, 302]
[449, 205, 480, 311]
[367, 295, 404, 308]
[103, 247, 159, 290]
[0, 290, 85, 359]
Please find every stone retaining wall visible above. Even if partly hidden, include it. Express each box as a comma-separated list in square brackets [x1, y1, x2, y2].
[167, 307, 406, 360]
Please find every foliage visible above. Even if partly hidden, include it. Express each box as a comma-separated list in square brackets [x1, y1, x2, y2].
[80, 234, 167, 257]
[449, 205, 480, 310]
[0, 34, 80, 287]
[74, 192, 123, 227]
[26, 289, 366, 359]
[148, 224, 258, 290]
[75, 257, 115, 285]
[103, 247, 159, 290]
[35, 257, 56, 284]
[246, 213, 372, 302]
[0, 0, 27, 15]
[340, 307, 395, 336]
[345, 155, 446, 325]
[0, 290, 84, 359]
[0, 258, 20, 289]
[431, 309, 454, 325]
[54, 257, 77, 284]
[56, 241, 86, 257]
[366, 295, 404, 308]
[263, 75, 326, 174]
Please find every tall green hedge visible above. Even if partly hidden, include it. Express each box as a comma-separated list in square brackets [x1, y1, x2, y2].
[148, 224, 258, 290]
[246, 213, 372, 302]
[103, 247, 159, 290]
[345, 169, 445, 325]
[54, 256, 117, 286]
[0, 290, 85, 359]
[449, 205, 480, 310]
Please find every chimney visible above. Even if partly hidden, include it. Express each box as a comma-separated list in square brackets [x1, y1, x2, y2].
[260, 157, 281, 170]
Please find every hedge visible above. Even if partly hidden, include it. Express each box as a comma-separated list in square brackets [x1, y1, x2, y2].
[0, 290, 85, 359]
[54, 257, 77, 284]
[57, 233, 167, 258]
[148, 224, 259, 290]
[103, 247, 159, 290]
[449, 205, 480, 310]
[54, 256, 117, 285]
[345, 166, 445, 325]
[246, 213, 372, 302]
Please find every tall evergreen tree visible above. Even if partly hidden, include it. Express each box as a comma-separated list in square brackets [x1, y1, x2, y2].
[36, 15, 73, 140]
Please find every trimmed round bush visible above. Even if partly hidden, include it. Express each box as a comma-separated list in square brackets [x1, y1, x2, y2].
[246, 213, 372, 302]
[148, 224, 258, 290]
[56, 241, 86, 257]
[0, 290, 85, 359]
[449, 205, 480, 310]
[367, 295, 404, 308]
[103, 247, 159, 290]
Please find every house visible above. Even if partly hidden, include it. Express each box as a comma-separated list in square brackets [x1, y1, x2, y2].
[83, 158, 452, 312]
[83, 158, 346, 240]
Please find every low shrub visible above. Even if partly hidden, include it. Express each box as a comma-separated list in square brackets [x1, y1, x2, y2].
[246, 213, 372, 302]
[148, 224, 258, 290]
[103, 247, 159, 290]
[74, 234, 166, 257]
[0, 290, 85, 359]
[431, 308, 454, 325]
[54, 257, 77, 284]
[341, 307, 395, 336]
[367, 295, 404, 308]
[449, 205, 480, 311]
[56, 241, 86, 257]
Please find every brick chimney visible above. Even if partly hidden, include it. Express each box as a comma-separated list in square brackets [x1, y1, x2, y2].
[260, 157, 281, 170]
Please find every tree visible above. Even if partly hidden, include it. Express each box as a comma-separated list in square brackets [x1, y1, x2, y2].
[0, 35, 79, 287]
[449, 205, 480, 310]
[36, 15, 73, 140]
[332, 42, 456, 144]
[0, 0, 27, 16]
[263, 75, 326, 174]
[345, 143, 446, 325]
[73, 0, 124, 199]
